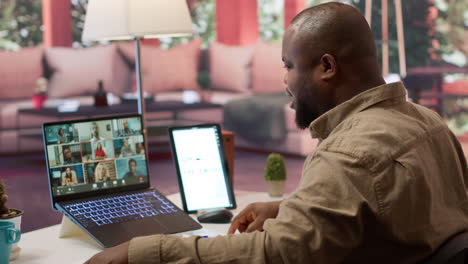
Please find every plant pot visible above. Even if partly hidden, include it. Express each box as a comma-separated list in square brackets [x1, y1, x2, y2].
[32, 94, 47, 109]
[0, 209, 24, 261]
[265, 180, 285, 197]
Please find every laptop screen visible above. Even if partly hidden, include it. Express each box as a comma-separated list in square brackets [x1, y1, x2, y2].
[169, 124, 236, 213]
[43, 115, 149, 198]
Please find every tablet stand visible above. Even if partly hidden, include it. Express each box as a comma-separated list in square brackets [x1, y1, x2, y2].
[58, 215, 88, 238]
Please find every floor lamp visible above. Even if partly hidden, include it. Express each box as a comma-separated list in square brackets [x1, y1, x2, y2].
[82, 0, 193, 150]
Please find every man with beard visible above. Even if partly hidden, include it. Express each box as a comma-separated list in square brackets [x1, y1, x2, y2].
[85, 3, 467, 264]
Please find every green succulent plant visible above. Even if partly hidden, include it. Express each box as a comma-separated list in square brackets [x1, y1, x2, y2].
[264, 153, 287, 181]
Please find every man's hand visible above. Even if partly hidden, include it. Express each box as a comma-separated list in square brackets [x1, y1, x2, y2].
[228, 201, 281, 234]
[84, 241, 129, 264]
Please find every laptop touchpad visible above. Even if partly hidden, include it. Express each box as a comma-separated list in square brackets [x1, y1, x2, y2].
[124, 217, 170, 237]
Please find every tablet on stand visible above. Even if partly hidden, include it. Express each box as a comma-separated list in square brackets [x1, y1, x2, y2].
[168, 124, 236, 223]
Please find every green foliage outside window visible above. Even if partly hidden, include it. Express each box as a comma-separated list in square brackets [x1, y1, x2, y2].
[0, 0, 42, 50]
[352, 0, 435, 72]
[0, 0, 465, 69]
[159, 0, 216, 50]
[434, 0, 467, 66]
[70, 0, 87, 48]
[68, 0, 217, 50]
[258, 0, 284, 43]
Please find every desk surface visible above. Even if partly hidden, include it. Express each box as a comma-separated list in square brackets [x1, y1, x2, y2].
[15, 191, 280, 264]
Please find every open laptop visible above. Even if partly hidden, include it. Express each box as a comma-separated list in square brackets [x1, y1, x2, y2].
[42, 114, 201, 248]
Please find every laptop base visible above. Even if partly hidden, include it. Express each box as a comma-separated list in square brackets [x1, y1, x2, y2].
[57, 189, 202, 248]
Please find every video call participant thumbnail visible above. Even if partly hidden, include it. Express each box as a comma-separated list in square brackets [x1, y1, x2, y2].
[90, 122, 105, 141]
[113, 118, 142, 138]
[57, 128, 67, 144]
[116, 156, 147, 182]
[91, 140, 115, 161]
[114, 138, 135, 158]
[45, 124, 74, 144]
[131, 135, 145, 155]
[50, 165, 84, 188]
[84, 163, 96, 184]
[94, 142, 107, 160]
[80, 142, 93, 163]
[46, 145, 66, 167]
[114, 135, 144, 157]
[94, 161, 117, 183]
[135, 143, 145, 155]
[61, 167, 78, 186]
[75, 120, 113, 142]
[62, 144, 82, 165]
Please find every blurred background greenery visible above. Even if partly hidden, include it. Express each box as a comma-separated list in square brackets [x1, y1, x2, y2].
[1, 0, 465, 67]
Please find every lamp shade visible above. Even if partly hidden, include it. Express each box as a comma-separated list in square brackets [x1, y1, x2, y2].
[82, 0, 193, 42]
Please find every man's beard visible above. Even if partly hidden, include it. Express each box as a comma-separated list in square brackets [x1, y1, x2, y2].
[294, 97, 321, 129]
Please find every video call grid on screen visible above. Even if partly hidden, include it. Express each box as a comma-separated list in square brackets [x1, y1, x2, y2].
[170, 125, 235, 213]
[43, 116, 149, 197]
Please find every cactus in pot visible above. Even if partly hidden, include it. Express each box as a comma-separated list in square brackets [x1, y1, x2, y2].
[264, 153, 287, 197]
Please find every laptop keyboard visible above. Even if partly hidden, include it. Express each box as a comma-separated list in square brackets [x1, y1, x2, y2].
[64, 190, 178, 227]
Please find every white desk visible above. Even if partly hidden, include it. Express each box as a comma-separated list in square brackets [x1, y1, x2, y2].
[14, 191, 280, 264]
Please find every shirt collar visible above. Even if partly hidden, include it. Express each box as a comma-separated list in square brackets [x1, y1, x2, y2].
[309, 81, 407, 139]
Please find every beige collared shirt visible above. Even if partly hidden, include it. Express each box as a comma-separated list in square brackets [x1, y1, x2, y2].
[129, 82, 468, 263]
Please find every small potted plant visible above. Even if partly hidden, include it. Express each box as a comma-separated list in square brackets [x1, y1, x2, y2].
[0, 179, 23, 261]
[264, 153, 287, 197]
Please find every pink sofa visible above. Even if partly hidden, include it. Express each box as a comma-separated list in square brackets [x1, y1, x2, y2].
[0, 40, 317, 156]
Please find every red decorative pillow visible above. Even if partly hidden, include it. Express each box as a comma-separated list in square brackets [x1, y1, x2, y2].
[0, 46, 43, 99]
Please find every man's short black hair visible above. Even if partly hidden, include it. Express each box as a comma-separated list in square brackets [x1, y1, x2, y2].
[128, 158, 137, 166]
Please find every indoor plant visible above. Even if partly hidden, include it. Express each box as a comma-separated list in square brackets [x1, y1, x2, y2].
[0, 179, 23, 260]
[264, 153, 287, 197]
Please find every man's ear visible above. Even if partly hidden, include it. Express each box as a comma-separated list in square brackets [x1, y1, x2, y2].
[319, 54, 337, 81]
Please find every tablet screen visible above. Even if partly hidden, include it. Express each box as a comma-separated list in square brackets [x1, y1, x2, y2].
[169, 124, 236, 213]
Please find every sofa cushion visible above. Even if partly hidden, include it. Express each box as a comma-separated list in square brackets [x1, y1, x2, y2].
[251, 41, 285, 94]
[0, 46, 43, 99]
[45, 44, 131, 98]
[119, 38, 202, 93]
[209, 42, 254, 93]
[223, 93, 290, 141]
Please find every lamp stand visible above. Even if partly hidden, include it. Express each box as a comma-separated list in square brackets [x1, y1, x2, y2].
[134, 37, 149, 154]
[135, 37, 145, 118]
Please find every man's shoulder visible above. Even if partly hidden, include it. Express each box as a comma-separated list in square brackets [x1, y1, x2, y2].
[316, 102, 447, 169]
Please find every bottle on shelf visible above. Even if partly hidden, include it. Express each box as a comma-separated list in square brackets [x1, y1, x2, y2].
[94, 80, 108, 107]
